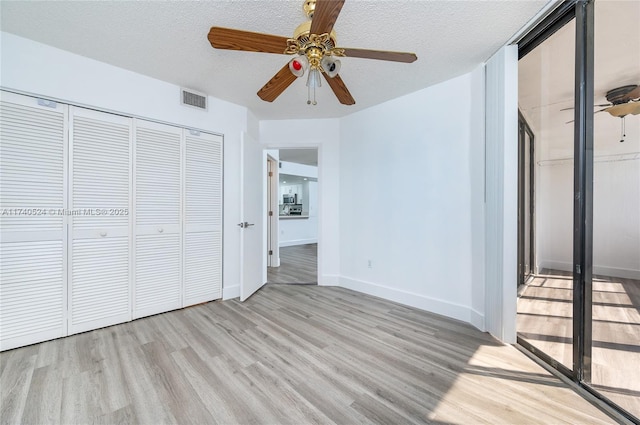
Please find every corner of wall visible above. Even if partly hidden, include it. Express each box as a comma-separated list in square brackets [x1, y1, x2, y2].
[222, 284, 240, 300]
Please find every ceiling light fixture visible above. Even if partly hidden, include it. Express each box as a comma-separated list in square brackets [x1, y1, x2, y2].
[208, 0, 417, 105]
[284, 2, 344, 106]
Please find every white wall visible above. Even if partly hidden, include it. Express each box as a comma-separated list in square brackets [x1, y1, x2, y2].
[279, 216, 318, 247]
[338, 67, 486, 328]
[259, 119, 341, 286]
[0, 32, 247, 299]
[536, 150, 640, 280]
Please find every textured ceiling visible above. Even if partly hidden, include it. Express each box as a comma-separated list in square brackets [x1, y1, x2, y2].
[1, 0, 549, 120]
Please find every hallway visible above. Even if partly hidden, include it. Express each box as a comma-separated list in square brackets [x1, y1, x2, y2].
[267, 243, 317, 284]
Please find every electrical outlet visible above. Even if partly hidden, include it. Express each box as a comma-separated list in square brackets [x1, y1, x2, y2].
[367, 260, 372, 269]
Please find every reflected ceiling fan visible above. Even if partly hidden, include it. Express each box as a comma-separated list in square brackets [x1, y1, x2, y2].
[563, 84, 640, 142]
[592, 85, 640, 117]
[207, 0, 417, 106]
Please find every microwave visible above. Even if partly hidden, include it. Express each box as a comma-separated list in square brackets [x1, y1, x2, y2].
[283, 194, 295, 204]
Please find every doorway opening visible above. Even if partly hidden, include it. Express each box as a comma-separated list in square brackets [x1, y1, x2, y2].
[266, 148, 319, 285]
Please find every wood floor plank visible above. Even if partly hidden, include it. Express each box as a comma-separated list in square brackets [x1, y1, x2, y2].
[94, 404, 136, 425]
[1, 284, 621, 424]
[169, 347, 251, 424]
[20, 365, 63, 424]
[268, 243, 317, 284]
[0, 350, 37, 424]
[351, 392, 423, 425]
[139, 341, 216, 425]
[110, 324, 177, 425]
[518, 271, 640, 417]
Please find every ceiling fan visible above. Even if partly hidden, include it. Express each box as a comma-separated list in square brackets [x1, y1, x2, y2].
[563, 84, 640, 117]
[563, 84, 640, 142]
[207, 0, 417, 106]
[593, 85, 640, 117]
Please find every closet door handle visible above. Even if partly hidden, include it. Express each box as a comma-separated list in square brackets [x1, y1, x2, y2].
[157, 227, 164, 233]
[100, 231, 107, 237]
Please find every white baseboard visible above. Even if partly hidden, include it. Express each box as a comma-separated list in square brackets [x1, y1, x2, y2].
[539, 260, 640, 280]
[539, 260, 572, 273]
[592, 265, 640, 280]
[279, 238, 317, 247]
[222, 284, 239, 300]
[319, 274, 340, 286]
[339, 276, 483, 331]
[470, 309, 485, 332]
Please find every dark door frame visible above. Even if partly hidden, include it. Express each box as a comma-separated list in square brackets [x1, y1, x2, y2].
[517, 111, 535, 288]
[516, 1, 638, 422]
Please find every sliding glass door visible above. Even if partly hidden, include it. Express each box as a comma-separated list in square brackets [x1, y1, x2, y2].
[517, 7, 576, 371]
[588, 0, 640, 417]
[517, 0, 639, 422]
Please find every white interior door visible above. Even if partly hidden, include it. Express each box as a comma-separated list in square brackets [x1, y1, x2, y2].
[184, 130, 223, 305]
[0, 92, 68, 351]
[68, 106, 132, 335]
[133, 119, 182, 318]
[239, 132, 265, 301]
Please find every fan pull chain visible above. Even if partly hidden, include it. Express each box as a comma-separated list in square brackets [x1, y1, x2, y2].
[620, 116, 626, 143]
[307, 85, 317, 106]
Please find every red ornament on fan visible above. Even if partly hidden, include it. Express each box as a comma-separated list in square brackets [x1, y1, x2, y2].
[288, 57, 306, 77]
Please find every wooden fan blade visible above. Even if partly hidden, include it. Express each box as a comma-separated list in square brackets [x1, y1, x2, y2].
[257, 64, 298, 102]
[322, 72, 355, 105]
[566, 109, 606, 123]
[561, 103, 611, 111]
[341, 48, 417, 63]
[621, 86, 640, 102]
[208, 27, 289, 54]
[605, 102, 640, 117]
[310, 0, 345, 35]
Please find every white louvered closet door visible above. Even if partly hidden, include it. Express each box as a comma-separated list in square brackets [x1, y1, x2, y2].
[0, 92, 68, 351]
[184, 130, 223, 305]
[68, 107, 132, 335]
[133, 120, 182, 318]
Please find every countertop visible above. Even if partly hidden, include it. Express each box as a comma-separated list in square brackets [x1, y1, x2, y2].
[279, 215, 310, 219]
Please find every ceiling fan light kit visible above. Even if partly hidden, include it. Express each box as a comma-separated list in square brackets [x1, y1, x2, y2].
[207, 0, 417, 106]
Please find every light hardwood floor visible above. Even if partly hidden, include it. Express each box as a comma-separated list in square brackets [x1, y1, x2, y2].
[1, 284, 618, 424]
[267, 243, 317, 284]
[517, 270, 640, 418]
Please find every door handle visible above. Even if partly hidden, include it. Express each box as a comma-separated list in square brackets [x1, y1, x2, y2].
[238, 222, 255, 228]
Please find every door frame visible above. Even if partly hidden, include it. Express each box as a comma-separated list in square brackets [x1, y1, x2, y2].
[264, 145, 321, 285]
[267, 155, 279, 267]
[517, 110, 535, 288]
